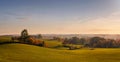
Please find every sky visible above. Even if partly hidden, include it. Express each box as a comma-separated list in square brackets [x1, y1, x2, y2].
[0, 0, 120, 35]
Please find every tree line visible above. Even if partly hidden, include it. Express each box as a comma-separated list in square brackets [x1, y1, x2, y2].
[62, 37, 120, 48]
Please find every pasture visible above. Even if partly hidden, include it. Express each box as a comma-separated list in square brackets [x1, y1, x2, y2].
[0, 44, 120, 62]
[0, 36, 120, 62]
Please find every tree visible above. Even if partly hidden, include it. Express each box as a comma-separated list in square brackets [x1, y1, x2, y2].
[20, 29, 29, 42]
[79, 38, 86, 45]
[70, 37, 79, 44]
[89, 37, 105, 48]
[38, 34, 42, 39]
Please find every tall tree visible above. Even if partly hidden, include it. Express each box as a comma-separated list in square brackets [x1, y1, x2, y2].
[21, 29, 29, 42]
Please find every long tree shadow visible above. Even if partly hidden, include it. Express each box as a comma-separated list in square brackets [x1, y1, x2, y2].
[0, 41, 20, 45]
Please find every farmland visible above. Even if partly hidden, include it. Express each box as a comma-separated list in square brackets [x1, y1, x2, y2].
[0, 36, 120, 62]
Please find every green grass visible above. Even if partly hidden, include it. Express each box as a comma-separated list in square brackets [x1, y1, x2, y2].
[0, 36, 11, 42]
[44, 40, 69, 50]
[45, 40, 62, 48]
[0, 36, 120, 62]
[0, 44, 120, 62]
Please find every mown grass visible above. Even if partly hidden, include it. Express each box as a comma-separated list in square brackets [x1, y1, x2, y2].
[0, 44, 120, 62]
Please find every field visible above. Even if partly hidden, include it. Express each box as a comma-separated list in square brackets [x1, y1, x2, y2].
[0, 36, 120, 62]
[0, 36, 11, 42]
[0, 44, 120, 62]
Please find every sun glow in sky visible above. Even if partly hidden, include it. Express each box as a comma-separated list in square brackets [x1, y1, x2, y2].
[0, 0, 120, 35]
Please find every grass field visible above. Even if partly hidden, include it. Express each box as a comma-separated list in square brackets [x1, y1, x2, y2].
[44, 40, 62, 48]
[0, 44, 120, 62]
[0, 36, 120, 62]
[0, 36, 11, 42]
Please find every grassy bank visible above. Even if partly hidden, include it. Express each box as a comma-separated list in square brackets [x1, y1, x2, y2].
[0, 44, 120, 62]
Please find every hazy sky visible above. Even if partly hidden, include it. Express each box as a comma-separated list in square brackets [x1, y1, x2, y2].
[0, 0, 120, 34]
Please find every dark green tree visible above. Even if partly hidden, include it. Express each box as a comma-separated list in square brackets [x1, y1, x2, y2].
[70, 37, 80, 44]
[38, 34, 42, 39]
[79, 38, 86, 45]
[20, 29, 29, 42]
[90, 37, 105, 48]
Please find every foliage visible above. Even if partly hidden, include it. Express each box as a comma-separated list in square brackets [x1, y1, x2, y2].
[37, 34, 42, 39]
[62, 36, 120, 48]
[20, 29, 29, 42]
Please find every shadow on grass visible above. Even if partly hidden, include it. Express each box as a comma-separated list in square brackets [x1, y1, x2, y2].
[0, 41, 20, 45]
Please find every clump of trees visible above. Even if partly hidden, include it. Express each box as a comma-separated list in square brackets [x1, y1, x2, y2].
[89, 37, 120, 48]
[26, 37, 46, 47]
[62, 36, 120, 48]
[38, 34, 42, 39]
[11, 29, 46, 47]
[52, 37, 64, 42]
[62, 37, 85, 45]
[62, 37, 85, 50]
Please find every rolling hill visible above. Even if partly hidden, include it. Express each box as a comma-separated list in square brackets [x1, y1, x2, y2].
[0, 44, 120, 62]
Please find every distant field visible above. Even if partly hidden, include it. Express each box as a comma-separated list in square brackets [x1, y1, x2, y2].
[0, 36, 11, 42]
[44, 39, 70, 50]
[45, 40, 62, 47]
[0, 44, 120, 62]
[0, 36, 11, 41]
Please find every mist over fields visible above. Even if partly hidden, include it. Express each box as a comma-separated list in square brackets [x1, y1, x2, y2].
[2, 34, 120, 40]
[38, 34, 120, 40]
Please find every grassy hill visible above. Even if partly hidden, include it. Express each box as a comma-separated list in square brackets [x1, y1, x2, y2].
[0, 44, 120, 62]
